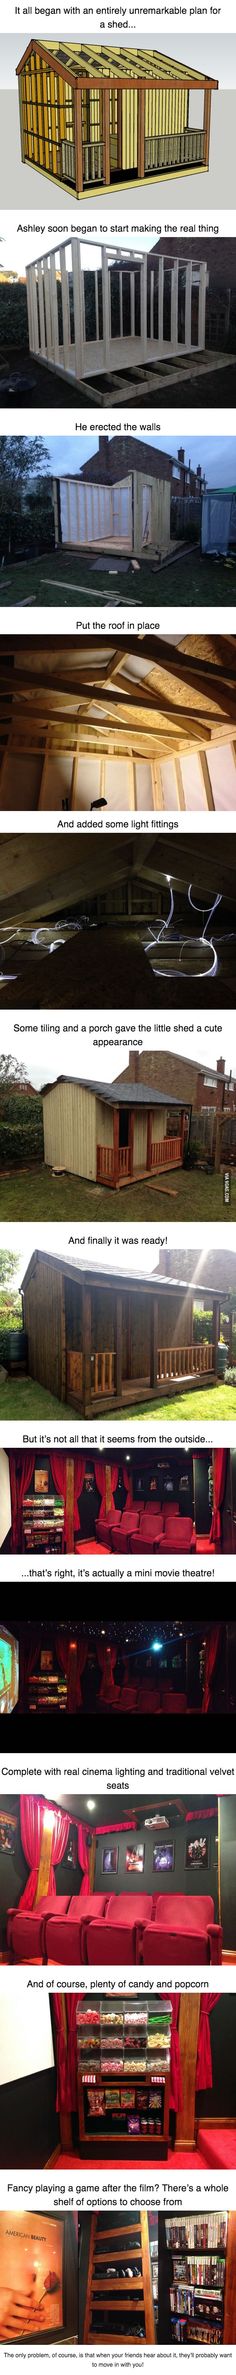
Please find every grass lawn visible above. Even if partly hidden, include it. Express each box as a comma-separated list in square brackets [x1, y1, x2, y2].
[0, 1166, 235, 1222]
[2, 547, 236, 609]
[0, 1377, 77, 1418]
[117, 1384, 236, 1423]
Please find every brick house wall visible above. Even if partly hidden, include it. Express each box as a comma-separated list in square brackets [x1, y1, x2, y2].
[116, 1050, 236, 1114]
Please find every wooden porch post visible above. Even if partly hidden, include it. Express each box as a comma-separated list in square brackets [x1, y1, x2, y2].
[212, 1296, 220, 1374]
[74, 86, 83, 193]
[82, 1284, 92, 1409]
[150, 1291, 158, 1388]
[103, 87, 110, 185]
[129, 1109, 134, 1176]
[113, 1106, 120, 1186]
[146, 1108, 152, 1171]
[203, 83, 212, 168]
[115, 1289, 123, 1401]
[137, 85, 145, 179]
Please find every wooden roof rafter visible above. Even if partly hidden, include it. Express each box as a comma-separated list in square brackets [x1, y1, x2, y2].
[16, 37, 218, 88]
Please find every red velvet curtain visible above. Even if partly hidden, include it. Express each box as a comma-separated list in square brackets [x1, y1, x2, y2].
[169, 1996, 182, 2113]
[53, 1995, 79, 2114]
[210, 1449, 227, 1543]
[96, 1643, 118, 1700]
[19, 1796, 70, 1907]
[9, 1453, 35, 1547]
[202, 1626, 224, 1713]
[73, 1456, 86, 1531]
[20, 1795, 45, 1908]
[95, 1820, 137, 1834]
[78, 1823, 90, 1891]
[49, 1453, 66, 1545]
[94, 1459, 107, 1517]
[53, 1997, 69, 2113]
[196, 1995, 219, 2089]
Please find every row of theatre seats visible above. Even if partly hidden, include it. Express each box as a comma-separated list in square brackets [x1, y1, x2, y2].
[7, 1890, 222, 1964]
[96, 1505, 200, 1553]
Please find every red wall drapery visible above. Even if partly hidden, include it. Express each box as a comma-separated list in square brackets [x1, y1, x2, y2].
[73, 1456, 86, 1531]
[9, 1453, 35, 1548]
[202, 1627, 224, 1713]
[20, 1796, 45, 1908]
[96, 1642, 118, 1700]
[196, 1995, 219, 2089]
[19, 1796, 70, 1907]
[94, 1820, 137, 1834]
[78, 1823, 90, 1892]
[49, 1453, 67, 1545]
[210, 1448, 227, 1543]
[94, 1459, 107, 1517]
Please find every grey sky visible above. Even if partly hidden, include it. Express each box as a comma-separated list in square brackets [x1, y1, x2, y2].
[14, 432, 236, 489]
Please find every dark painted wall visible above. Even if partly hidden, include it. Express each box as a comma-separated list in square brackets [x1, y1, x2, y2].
[95, 1813, 218, 1907]
[197, 1995, 236, 2119]
[0, 2067, 58, 2168]
[220, 1797, 236, 1950]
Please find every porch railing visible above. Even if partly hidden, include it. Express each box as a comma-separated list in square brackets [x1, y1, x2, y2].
[157, 1342, 214, 1382]
[151, 1135, 182, 1169]
[91, 1349, 116, 1394]
[97, 1144, 130, 1181]
[83, 140, 104, 183]
[145, 128, 204, 172]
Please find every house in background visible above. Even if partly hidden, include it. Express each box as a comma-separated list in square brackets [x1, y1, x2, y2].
[16, 41, 217, 196]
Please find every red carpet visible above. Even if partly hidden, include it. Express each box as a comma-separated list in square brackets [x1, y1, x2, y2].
[54, 2150, 206, 2169]
[198, 2126, 236, 2167]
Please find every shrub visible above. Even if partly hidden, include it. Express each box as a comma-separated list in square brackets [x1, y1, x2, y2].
[0, 1093, 43, 1166]
[0, 283, 29, 350]
[224, 1366, 236, 1386]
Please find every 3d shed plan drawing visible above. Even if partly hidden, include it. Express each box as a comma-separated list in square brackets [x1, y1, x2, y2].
[16, 42, 218, 196]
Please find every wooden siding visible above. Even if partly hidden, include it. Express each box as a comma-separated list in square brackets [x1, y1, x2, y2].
[43, 1079, 97, 1179]
[96, 1098, 114, 1148]
[156, 1286, 193, 1346]
[133, 1110, 148, 1167]
[23, 1257, 63, 1397]
[134, 469, 171, 555]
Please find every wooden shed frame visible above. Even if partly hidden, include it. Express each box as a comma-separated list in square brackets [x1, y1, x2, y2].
[1, 637, 236, 815]
[42, 1073, 192, 1190]
[26, 241, 208, 394]
[16, 41, 218, 196]
[21, 1249, 229, 1414]
[52, 465, 171, 559]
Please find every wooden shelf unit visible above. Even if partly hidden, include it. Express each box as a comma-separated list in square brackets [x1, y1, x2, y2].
[82, 2212, 155, 2344]
[76, 1992, 171, 2158]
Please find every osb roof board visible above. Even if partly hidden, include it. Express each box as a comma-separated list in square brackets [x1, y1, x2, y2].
[16, 40, 218, 87]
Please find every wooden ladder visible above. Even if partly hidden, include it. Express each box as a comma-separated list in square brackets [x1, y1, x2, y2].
[82, 2211, 155, 2344]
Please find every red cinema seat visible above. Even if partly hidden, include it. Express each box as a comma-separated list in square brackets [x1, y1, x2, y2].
[133, 1508, 164, 1553]
[163, 1515, 195, 1550]
[85, 1891, 153, 1966]
[161, 1692, 187, 1714]
[44, 1893, 108, 1964]
[7, 1895, 71, 1962]
[96, 1512, 122, 1547]
[143, 1894, 222, 1964]
[111, 1509, 142, 1554]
